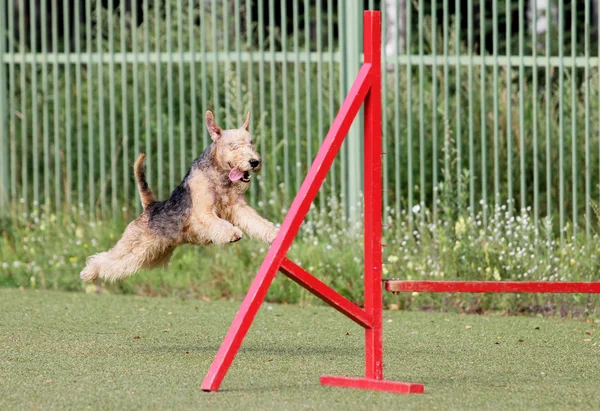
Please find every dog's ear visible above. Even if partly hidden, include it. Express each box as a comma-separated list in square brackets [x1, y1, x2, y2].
[240, 112, 250, 131]
[205, 110, 222, 141]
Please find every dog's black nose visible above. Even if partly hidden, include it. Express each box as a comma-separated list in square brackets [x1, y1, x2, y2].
[249, 159, 260, 168]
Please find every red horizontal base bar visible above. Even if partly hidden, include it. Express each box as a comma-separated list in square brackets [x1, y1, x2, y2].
[320, 375, 424, 394]
[385, 280, 600, 294]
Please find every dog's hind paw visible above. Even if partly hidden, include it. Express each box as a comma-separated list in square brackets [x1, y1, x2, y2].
[80, 266, 99, 282]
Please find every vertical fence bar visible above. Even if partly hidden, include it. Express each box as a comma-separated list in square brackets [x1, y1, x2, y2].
[381, 0, 389, 216]
[86, 0, 94, 214]
[317, 0, 325, 211]
[200, 1, 208, 148]
[223, 0, 231, 127]
[394, 0, 401, 217]
[270, 0, 278, 200]
[406, 0, 413, 225]
[339, 0, 346, 215]
[19, 0, 28, 210]
[455, 0, 461, 203]
[418, 0, 425, 214]
[559, 0, 565, 242]
[294, 0, 301, 192]
[178, 0, 186, 178]
[108, 0, 117, 217]
[212, 0, 219, 118]
[443, 0, 449, 199]
[493, 0, 500, 206]
[75, 0, 83, 209]
[133, 0, 141, 214]
[97, 0, 107, 214]
[432, 0, 438, 222]
[235, 0, 242, 126]
[166, 0, 175, 189]
[305, 0, 313, 172]
[327, 0, 335, 202]
[246, 0, 256, 204]
[143, 0, 152, 195]
[258, 0, 266, 205]
[120, 0, 129, 209]
[532, 0, 539, 231]
[480, 0, 487, 224]
[585, 0, 591, 238]
[545, 0, 552, 232]
[31, 1, 40, 210]
[468, 0, 474, 215]
[282, 0, 291, 199]
[235, 0, 242, 125]
[518, 0, 526, 213]
[189, 0, 198, 158]
[210, 0, 220, 117]
[519, 0, 527, 213]
[8, 0, 16, 209]
[0, 0, 6, 210]
[64, 0, 72, 211]
[505, 0, 513, 213]
[571, 0, 577, 235]
[42, 0, 50, 208]
[155, 1, 164, 199]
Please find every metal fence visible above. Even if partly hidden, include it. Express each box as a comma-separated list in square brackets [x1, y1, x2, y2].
[0, 0, 599, 239]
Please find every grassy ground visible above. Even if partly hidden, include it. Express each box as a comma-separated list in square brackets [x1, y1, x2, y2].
[1, 289, 599, 410]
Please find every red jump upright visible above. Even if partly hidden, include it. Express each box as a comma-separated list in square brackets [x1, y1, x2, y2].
[201, 11, 424, 395]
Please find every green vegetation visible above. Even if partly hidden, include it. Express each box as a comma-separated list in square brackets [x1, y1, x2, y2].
[2, 180, 600, 314]
[1, 289, 599, 409]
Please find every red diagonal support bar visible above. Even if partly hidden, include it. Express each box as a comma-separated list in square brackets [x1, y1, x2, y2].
[201, 62, 373, 393]
[385, 280, 600, 294]
[279, 258, 373, 329]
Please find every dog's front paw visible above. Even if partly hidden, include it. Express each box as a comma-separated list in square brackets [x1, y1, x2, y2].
[266, 226, 279, 243]
[229, 227, 244, 243]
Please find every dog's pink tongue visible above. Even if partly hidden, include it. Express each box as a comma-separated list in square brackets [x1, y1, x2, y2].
[229, 167, 244, 181]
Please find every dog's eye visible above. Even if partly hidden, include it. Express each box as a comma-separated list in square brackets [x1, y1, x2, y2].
[250, 140, 254, 145]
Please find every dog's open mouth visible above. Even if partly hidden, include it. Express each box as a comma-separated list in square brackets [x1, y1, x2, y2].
[228, 167, 252, 183]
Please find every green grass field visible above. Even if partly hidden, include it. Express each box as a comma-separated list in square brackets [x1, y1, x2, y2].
[1, 289, 599, 410]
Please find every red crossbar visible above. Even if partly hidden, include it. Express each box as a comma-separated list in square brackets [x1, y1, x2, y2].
[385, 280, 600, 294]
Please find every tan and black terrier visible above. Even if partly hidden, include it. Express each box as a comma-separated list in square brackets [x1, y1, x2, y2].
[80, 111, 278, 283]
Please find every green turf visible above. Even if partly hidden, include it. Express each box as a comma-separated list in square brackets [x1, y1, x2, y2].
[1, 289, 599, 410]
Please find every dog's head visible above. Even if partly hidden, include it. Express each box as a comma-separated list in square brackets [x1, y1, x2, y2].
[205, 110, 261, 184]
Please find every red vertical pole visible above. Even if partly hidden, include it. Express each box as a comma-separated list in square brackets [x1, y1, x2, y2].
[362, 11, 382, 380]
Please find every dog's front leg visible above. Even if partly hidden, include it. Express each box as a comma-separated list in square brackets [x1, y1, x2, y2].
[229, 202, 278, 243]
[192, 212, 244, 245]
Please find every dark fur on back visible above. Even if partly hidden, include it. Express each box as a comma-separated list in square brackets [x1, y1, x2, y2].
[145, 146, 215, 240]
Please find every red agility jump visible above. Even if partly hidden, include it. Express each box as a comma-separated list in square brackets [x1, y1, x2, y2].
[202, 11, 600, 395]
[202, 11, 422, 394]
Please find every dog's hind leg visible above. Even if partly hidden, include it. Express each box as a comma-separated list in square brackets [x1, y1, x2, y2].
[80, 248, 146, 283]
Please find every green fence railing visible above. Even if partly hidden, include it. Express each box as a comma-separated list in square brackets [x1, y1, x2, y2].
[0, 0, 599, 239]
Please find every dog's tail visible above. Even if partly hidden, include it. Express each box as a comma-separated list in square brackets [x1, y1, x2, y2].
[134, 153, 155, 209]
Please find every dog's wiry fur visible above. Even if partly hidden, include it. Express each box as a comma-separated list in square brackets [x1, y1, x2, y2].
[80, 111, 278, 283]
